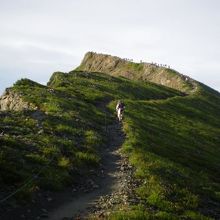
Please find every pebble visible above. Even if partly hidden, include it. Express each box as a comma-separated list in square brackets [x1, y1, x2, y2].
[41, 208, 48, 213]
[85, 154, 142, 218]
[47, 197, 53, 202]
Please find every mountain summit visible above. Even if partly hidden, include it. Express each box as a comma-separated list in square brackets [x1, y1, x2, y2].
[76, 52, 199, 93]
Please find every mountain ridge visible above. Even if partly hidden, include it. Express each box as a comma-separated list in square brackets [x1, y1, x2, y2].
[0, 52, 219, 219]
[76, 51, 201, 94]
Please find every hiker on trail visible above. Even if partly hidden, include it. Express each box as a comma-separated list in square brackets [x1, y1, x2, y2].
[116, 100, 125, 122]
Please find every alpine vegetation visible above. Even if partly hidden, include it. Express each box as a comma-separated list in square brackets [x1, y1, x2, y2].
[0, 52, 219, 219]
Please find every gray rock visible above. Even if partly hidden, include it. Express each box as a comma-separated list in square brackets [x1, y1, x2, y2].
[0, 89, 35, 111]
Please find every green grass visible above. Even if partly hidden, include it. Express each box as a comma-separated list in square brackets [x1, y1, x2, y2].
[126, 62, 144, 72]
[108, 85, 220, 219]
[0, 71, 180, 202]
[0, 70, 219, 219]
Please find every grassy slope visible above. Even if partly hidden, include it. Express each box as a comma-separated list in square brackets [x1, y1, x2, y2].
[0, 69, 219, 219]
[77, 52, 220, 219]
[109, 85, 220, 219]
[0, 71, 180, 203]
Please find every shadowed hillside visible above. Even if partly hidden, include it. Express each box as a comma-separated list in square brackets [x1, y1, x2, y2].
[0, 52, 220, 219]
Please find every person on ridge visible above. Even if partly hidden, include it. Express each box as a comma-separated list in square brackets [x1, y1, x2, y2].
[116, 100, 125, 122]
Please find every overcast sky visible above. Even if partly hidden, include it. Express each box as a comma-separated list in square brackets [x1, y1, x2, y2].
[0, 0, 220, 94]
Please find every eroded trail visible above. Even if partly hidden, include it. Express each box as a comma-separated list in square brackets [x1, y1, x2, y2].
[48, 122, 126, 219]
[2, 107, 139, 220]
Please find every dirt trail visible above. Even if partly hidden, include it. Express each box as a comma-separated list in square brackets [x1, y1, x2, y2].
[1, 106, 139, 220]
[48, 122, 126, 219]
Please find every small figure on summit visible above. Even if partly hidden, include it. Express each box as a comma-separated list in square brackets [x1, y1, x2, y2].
[116, 100, 125, 122]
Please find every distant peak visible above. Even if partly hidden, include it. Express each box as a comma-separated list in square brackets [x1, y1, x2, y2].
[80, 51, 123, 66]
[76, 52, 199, 94]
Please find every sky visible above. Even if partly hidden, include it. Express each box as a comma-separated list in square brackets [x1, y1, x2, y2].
[0, 0, 220, 94]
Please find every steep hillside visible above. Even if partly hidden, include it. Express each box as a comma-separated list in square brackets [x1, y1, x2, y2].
[0, 52, 220, 219]
[76, 52, 199, 94]
[76, 53, 220, 219]
[0, 71, 182, 218]
[109, 87, 220, 219]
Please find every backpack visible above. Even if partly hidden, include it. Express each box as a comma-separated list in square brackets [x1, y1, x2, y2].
[118, 102, 125, 110]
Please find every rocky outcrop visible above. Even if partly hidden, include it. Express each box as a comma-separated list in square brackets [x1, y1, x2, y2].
[0, 89, 35, 111]
[76, 52, 199, 94]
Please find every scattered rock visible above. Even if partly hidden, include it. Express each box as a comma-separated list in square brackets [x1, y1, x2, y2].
[85, 148, 142, 218]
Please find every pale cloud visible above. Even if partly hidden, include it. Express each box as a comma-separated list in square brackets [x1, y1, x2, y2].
[0, 0, 220, 94]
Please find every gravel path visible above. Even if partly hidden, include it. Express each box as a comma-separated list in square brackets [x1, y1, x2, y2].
[1, 109, 141, 220]
[48, 122, 126, 219]
[49, 120, 141, 220]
